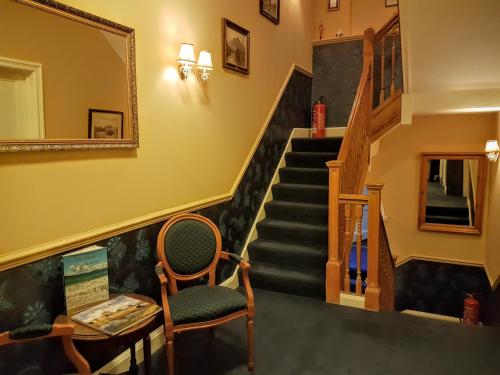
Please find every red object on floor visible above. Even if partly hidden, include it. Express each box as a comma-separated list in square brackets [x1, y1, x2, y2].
[312, 97, 326, 138]
[463, 294, 480, 325]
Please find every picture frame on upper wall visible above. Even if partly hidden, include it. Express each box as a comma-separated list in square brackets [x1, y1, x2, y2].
[328, 0, 339, 11]
[260, 0, 280, 25]
[88, 109, 124, 139]
[223, 18, 250, 75]
[385, 0, 398, 7]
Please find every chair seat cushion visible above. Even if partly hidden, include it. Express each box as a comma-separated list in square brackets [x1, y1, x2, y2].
[168, 285, 247, 325]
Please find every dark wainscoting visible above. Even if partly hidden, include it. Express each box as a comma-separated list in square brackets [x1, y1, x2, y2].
[312, 40, 364, 128]
[0, 68, 311, 374]
[312, 36, 402, 128]
[395, 260, 491, 321]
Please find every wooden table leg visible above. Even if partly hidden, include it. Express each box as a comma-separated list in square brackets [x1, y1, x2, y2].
[143, 335, 152, 375]
[129, 342, 138, 375]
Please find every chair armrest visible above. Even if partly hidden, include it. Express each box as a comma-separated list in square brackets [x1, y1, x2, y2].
[220, 251, 250, 270]
[220, 251, 255, 317]
[155, 262, 168, 285]
[155, 262, 174, 336]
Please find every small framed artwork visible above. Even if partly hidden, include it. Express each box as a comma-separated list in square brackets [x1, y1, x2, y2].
[260, 0, 280, 25]
[223, 18, 250, 75]
[385, 0, 398, 7]
[88, 109, 124, 139]
[328, 0, 339, 11]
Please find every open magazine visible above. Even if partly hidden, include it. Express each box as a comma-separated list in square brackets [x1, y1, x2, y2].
[72, 295, 162, 336]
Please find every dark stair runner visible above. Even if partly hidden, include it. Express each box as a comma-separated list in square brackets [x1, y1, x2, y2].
[247, 137, 341, 299]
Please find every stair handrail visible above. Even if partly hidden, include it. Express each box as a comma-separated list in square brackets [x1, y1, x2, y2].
[326, 14, 400, 306]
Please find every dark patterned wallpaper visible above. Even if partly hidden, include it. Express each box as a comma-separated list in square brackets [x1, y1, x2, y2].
[312, 40, 364, 127]
[395, 260, 492, 321]
[312, 36, 402, 127]
[0, 69, 311, 374]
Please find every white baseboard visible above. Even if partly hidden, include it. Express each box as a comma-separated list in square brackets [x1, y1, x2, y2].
[339, 292, 365, 309]
[93, 326, 165, 374]
[401, 310, 460, 323]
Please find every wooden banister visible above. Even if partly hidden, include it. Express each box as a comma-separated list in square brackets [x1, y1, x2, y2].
[326, 13, 400, 309]
[375, 13, 399, 41]
[326, 160, 342, 304]
[365, 184, 382, 311]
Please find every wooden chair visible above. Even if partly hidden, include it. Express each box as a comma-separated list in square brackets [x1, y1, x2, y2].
[0, 323, 91, 374]
[156, 213, 255, 375]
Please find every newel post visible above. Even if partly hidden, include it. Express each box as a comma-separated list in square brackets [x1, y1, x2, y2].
[326, 160, 343, 304]
[365, 183, 383, 311]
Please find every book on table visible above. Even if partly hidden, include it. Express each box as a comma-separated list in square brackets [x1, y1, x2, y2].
[62, 245, 109, 316]
[71, 295, 162, 336]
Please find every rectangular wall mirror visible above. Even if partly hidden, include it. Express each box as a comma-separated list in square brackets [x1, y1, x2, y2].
[418, 153, 487, 235]
[0, 0, 138, 152]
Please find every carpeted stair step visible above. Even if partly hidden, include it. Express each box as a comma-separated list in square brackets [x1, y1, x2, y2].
[291, 137, 343, 153]
[285, 152, 338, 168]
[256, 219, 328, 247]
[279, 167, 329, 186]
[249, 261, 325, 299]
[264, 201, 328, 225]
[426, 215, 469, 226]
[272, 183, 328, 204]
[248, 239, 327, 270]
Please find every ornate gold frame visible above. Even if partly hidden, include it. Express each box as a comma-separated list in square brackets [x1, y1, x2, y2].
[418, 152, 488, 235]
[1, 0, 138, 152]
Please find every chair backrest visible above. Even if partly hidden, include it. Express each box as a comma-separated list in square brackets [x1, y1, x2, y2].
[157, 214, 222, 288]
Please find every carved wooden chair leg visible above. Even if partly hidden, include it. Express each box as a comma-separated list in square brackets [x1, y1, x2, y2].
[247, 317, 254, 372]
[166, 336, 175, 375]
[61, 335, 92, 375]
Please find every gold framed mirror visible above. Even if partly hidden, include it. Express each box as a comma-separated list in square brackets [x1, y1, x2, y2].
[418, 152, 487, 235]
[0, 0, 138, 152]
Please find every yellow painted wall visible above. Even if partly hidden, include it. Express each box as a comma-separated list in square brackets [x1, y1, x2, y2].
[367, 113, 496, 265]
[399, 0, 500, 116]
[314, 0, 396, 40]
[0, 0, 128, 139]
[0, 0, 315, 258]
[486, 113, 500, 285]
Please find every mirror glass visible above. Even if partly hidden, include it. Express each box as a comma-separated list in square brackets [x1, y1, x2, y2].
[0, 0, 137, 151]
[419, 154, 487, 235]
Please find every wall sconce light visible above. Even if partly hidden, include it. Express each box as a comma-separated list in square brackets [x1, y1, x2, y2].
[196, 50, 213, 82]
[485, 140, 500, 162]
[177, 44, 213, 82]
[177, 43, 196, 80]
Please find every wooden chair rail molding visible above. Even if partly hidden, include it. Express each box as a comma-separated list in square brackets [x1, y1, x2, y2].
[326, 14, 400, 310]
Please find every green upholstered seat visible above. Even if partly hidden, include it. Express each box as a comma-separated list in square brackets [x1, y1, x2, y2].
[168, 285, 247, 325]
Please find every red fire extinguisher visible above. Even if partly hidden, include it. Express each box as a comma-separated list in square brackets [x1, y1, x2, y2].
[463, 294, 480, 325]
[312, 96, 326, 138]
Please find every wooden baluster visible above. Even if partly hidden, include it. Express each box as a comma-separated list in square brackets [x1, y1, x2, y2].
[343, 204, 352, 292]
[379, 37, 385, 105]
[326, 161, 343, 304]
[390, 25, 396, 96]
[365, 184, 383, 311]
[355, 204, 363, 295]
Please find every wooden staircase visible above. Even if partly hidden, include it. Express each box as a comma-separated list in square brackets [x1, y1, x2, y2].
[325, 14, 401, 311]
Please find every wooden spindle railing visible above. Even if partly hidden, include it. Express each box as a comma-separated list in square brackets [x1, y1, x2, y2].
[326, 13, 400, 309]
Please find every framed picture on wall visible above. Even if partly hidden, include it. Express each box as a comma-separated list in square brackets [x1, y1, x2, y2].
[260, 0, 280, 25]
[328, 0, 339, 11]
[385, 0, 398, 7]
[88, 109, 124, 139]
[223, 18, 250, 75]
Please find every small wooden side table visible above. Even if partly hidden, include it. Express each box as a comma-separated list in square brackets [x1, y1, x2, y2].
[55, 293, 161, 375]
